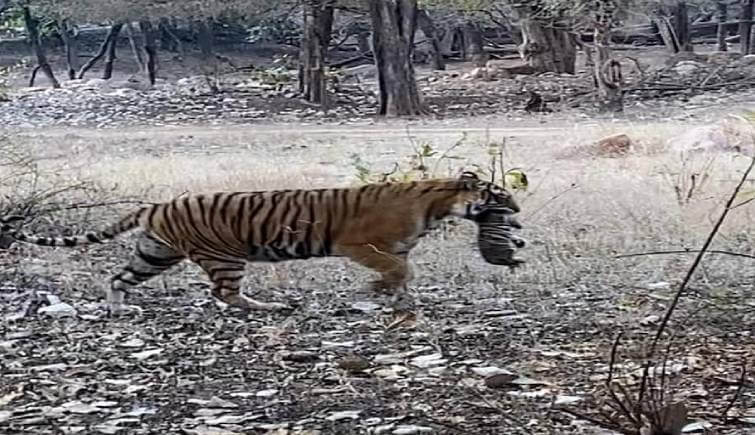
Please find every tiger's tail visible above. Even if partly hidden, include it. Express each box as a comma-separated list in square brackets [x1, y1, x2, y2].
[0, 206, 149, 248]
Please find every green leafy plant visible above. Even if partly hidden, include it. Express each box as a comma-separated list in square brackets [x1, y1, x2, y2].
[251, 56, 297, 86]
[350, 132, 529, 192]
[469, 137, 529, 192]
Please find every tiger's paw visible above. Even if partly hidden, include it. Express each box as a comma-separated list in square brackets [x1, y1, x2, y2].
[367, 280, 399, 296]
[388, 292, 416, 312]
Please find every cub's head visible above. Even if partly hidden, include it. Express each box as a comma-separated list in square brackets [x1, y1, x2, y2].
[454, 171, 520, 218]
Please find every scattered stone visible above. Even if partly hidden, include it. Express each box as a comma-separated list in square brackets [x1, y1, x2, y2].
[325, 410, 361, 421]
[484, 373, 518, 389]
[673, 61, 704, 75]
[337, 356, 370, 372]
[38, 302, 77, 318]
[282, 350, 319, 363]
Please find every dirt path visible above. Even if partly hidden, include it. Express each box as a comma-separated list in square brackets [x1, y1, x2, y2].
[10, 115, 679, 142]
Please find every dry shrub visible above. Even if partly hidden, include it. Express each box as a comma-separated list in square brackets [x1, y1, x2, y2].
[0, 135, 132, 237]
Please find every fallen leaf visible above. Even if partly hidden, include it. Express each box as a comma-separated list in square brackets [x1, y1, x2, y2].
[325, 410, 361, 421]
[130, 349, 162, 361]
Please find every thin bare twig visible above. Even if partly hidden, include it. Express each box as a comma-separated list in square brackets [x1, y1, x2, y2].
[615, 249, 755, 260]
[730, 196, 755, 210]
[649, 156, 755, 357]
[721, 359, 748, 424]
[606, 332, 623, 386]
[460, 383, 528, 430]
[523, 183, 579, 220]
[557, 407, 634, 435]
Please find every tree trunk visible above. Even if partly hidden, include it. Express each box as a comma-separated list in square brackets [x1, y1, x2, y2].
[298, 1, 334, 105]
[439, 27, 458, 56]
[416, 9, 444, 70]
[196, 18, 220, 93]
[102, 23, 123, 79]
[517, 18, 576, 74]
[673, 1, 693, 51]
[593, 28, 623, 113]
[57, 19, 78, 80]
[717, 1, 728, 51]
[357, 31, 371, 53]
[368, 0, 426, 117]
[125, 22, 146, 71]
[139, 20, 158, 86]
[22, 7, 59, 88]
[739, 0, 754, 54]
[159, 17, 184, 54]
[716, 0, 729, 51]
[159, 17, 176, 52]
[654, 16, 679, 52]
[463, 21, 486, 64]
[77, 23, 123, 79]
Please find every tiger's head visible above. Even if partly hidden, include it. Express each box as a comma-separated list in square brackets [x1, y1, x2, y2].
[454, 171, 520, 219]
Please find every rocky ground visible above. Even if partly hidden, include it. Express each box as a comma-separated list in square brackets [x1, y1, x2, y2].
[2, 45, 755, 129]
[1, 227, 754, 435]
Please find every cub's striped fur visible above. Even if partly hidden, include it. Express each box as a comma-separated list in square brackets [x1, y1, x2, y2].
[1, 172, 519, 316]
[473, 206, 526, 268]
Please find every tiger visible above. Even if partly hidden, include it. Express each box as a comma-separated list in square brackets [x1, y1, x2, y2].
[0, 171, 520, 317]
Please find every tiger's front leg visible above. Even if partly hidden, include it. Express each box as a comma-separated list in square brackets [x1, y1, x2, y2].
[339, 245, 415, 307]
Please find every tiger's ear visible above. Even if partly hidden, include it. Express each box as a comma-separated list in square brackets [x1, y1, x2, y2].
[459, 171, 479, 181]
[459, 171, 480, 190]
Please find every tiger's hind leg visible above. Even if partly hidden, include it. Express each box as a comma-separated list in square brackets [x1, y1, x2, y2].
[189, 256, 292, 312]
[108, 232, 185, 317]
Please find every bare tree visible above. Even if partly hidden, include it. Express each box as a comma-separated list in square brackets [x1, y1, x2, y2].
[740, 0, 754, 54]
[125, 22, 146, 71]
[368, 0, 426, 116]
[717, 0, 728, 51]
[673, 0, 693, 52]
[416, 9, 445, 70]
[57, 19, 79, 79]
[463, 20, 487, 66]
[511, 4, 576, 74]
[139, 20, 158, 85]
[299, 0, 334, 105]
[22, 6, 60, 88]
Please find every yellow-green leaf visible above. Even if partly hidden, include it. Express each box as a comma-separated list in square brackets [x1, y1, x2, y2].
[504, 169, 529, 191]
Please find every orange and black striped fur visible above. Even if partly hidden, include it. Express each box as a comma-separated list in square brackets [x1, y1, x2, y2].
[0, 172, 519, 316]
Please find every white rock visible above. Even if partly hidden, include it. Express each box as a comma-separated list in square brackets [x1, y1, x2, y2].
[38, 302, 77, 318]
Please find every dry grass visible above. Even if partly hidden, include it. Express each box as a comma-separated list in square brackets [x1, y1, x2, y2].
[3, 118, 755, 264]
[1, 119, 752, 317]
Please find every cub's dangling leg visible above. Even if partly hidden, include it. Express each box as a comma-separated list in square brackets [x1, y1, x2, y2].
[108, 232, 185, 317]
